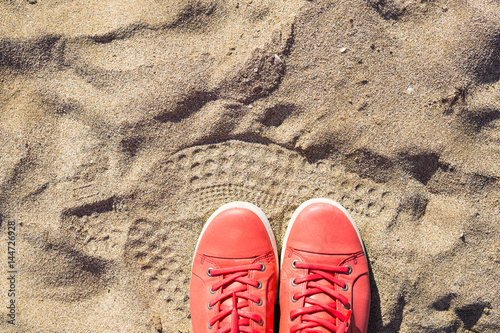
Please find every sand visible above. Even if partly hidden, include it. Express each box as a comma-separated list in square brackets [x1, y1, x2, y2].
[0, 0, 499, 332]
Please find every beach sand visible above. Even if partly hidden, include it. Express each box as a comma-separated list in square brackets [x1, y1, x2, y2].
[0, 0, 499, 332]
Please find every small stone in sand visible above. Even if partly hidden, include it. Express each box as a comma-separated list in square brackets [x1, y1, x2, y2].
[273, 54, 282, 66]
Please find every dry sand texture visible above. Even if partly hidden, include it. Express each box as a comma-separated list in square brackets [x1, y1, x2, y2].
[1, 0, 500, 332]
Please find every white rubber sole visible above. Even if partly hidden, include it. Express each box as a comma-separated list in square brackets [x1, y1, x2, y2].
[280, 198, 367, 267]
[192, 201, 279, 275]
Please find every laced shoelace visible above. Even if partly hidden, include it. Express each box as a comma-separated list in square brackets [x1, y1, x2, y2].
[207, 263, 265, 333]
[290, 261, 352, 333]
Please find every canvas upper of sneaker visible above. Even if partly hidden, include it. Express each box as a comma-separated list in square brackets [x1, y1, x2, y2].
[279, 199, 371, 333]
[190, 203, 278, 333]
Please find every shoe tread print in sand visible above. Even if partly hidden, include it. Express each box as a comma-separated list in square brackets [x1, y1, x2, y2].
[123, 140, 400, 332]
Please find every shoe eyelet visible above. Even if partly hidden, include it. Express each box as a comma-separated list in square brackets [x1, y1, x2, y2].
[258, 263, 265, 271]
[207, 268, 214, 277]
[291, 260, 298, 269]
[291, 278, 298, 286]
[209, 287, 216, 294]
[345, 265, 352, 275]
[256, 298, 263, 306]
[291, 294, 299, 303]
[256, 281, 262, 289]
[343, 302, 351, 310]
[208, 302, 214, 310]
[257, 318, 264, 326]
[341, 283, 349, 291]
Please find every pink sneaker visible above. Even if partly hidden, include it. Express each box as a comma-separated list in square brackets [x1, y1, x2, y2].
[190, 202, 278, 333]
[279, 199, 370, 333]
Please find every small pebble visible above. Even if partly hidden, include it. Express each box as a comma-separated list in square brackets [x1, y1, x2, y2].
[340, 47, 347, 54]
[273, 54, 282, 66]
[407, 87, 414, 94]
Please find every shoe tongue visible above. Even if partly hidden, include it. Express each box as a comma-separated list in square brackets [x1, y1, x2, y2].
[209, 257, 254, 328]
[305, 281, 340, 333]
[297, 252, 350, 333]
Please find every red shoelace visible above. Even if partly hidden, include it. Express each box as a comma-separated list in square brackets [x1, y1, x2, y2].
[208, 263, 265, 333]
[290, 261, 352, 333]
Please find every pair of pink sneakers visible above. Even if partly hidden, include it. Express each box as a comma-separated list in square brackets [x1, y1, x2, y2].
[190, 199, 370, 333]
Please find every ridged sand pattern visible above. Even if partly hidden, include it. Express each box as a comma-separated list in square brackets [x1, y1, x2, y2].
[157, 140, 400, 221]
[124, 217, 194, 303]
[123, 140, 401, 327]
